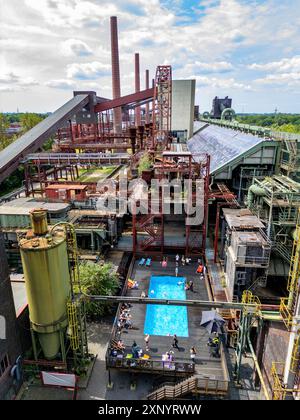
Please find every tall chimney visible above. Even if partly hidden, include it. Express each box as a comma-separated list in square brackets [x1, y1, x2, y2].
[145, 69, 150, 124]
[110, 16, 122, 134]
[135, 53, 141, 126]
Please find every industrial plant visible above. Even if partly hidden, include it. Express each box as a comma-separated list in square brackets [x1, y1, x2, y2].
[0, 15, 299, 402]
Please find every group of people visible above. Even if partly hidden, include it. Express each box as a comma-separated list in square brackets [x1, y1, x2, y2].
[175, 254, 192, 267]
[117, 303, 133, 332]
[127, 278, 139, 289]
[174, 255, 206, 286]
[162, 350, 175, 365]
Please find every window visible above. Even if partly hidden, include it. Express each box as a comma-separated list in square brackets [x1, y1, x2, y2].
[0, 354, 10, 377]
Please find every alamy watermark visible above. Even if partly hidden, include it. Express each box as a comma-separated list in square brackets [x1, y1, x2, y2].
[94, 175, 205, 226]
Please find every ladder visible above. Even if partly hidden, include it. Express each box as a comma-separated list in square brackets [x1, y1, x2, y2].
[67, 299, 88, 362]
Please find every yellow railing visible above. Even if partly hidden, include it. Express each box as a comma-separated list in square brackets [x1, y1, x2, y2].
[271, 361, 300, 400]
[280, 210, 300, 328]
[291, 336, 300, 373]
[271, 362, 286, 400]
[279, 298, 296, 329]
[241, 290, 261, 315]
[287, 224, 300, 293]
[67, 301, 80, 351]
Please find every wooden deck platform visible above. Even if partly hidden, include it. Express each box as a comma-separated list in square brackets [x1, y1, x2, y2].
[106, 258, 230, 393]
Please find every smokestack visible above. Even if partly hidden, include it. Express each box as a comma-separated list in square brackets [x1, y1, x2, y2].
[110, 16, 122, 134]
[135, 53, 141, 126]
[145, 69, 150, 124]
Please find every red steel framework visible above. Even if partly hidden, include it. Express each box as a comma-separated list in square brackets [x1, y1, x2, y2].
[152, 65, 172, 150]
[132, 153, 210, 257]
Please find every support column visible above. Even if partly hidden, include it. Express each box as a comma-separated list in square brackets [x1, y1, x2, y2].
[135, 53, 141, 127]
[145, 69, 150, 124]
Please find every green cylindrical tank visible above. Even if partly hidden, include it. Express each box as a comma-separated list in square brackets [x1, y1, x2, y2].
[19, 211, 71, 360]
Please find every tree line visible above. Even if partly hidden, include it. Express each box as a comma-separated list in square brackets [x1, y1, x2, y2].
[235, 113, 300, 133]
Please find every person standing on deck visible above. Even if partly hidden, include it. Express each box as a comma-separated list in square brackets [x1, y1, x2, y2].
[144, 334, 150, 351]
[175, 266, 179, 277]
[190, 346, 197, 361]
[176, 254, 180, 263]
[172, 334, 179, 350]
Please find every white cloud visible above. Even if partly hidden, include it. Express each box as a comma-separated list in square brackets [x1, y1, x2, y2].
[66, 61, 111, 79]
[192, 75, 252, 91]
[0, 72, 19, 84]
[24, 0, 119, 28]
[184, 61, 233, 74]
[1, 0, 300, 112]
[255, 72, 300, 86]
[45, 79, 76, 89]
[0, 72, 39, 91]
[249, 56, 300, 73]
[61, 39, 93, 57]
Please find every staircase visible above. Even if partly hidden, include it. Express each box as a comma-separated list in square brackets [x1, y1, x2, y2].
[136, 213, 163, 251]
[147, 374, 228, 400]
[147, 375, 198, 400]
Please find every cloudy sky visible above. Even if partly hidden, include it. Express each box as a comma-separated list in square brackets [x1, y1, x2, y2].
[0, 0, 300, 113]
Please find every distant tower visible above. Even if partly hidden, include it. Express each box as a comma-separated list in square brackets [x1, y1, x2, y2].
[110, 16, 122, 134]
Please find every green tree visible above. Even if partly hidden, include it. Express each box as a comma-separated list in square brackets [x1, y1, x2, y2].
[0, 114, 15, 151]
[138, 152, 152, 175]
[20, 113, 44, 133]
[78, 262, 120, 318]
[0, 113, 9, 134]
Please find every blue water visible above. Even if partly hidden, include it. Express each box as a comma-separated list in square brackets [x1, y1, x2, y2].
[144, 276, 189, 337]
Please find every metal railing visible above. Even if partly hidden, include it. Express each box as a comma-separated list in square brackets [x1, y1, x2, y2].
[23, 152, 131, 165]
[106, 354, 195, 375]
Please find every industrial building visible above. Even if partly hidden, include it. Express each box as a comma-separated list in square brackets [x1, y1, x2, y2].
[0, 15, 299, 401]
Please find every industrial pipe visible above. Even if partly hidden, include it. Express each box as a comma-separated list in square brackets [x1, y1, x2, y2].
[247, 184, 266, 207]
[83, 293, 258, 312]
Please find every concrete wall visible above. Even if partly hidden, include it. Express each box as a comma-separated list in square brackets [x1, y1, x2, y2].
[0, 232, 22, 400]
[261, 321, 290, 397]
[171, 80, 195, 139]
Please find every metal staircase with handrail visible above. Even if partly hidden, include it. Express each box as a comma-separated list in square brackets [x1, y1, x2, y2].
[147, 374, 228, 400]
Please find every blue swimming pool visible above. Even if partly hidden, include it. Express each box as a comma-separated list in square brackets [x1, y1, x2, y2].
[144, 276, 189, 337]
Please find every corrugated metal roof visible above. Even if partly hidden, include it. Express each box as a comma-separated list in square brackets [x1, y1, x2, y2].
[223, 208, 265, 229]
[188, 124, 265, 173]
[0, 197, 70, 215]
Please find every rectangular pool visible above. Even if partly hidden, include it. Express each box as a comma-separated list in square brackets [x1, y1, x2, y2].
[144, 276, 189, 337]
